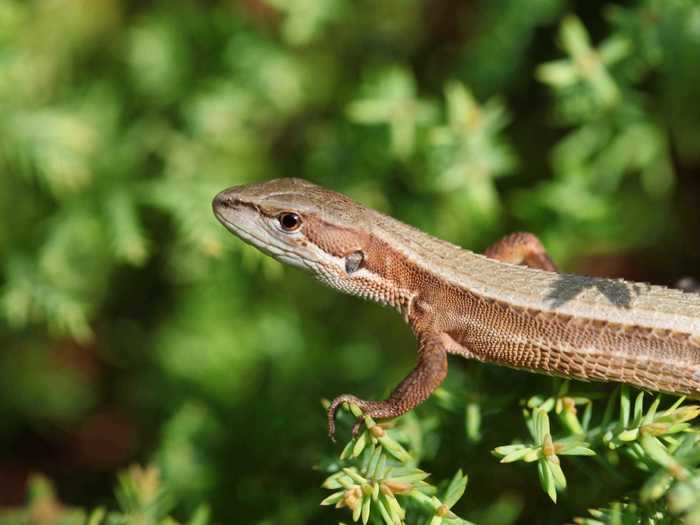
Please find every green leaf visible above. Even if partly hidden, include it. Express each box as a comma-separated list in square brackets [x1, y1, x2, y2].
[641, 396, 661, 426]
[443, 470, 468, 509]
[465, 402, 481, 442]
[537, 459, 557, 503]
[343, 467, 368, 485]
[367, 445, 383, 478]
[384, 469, 430, 484]
[374, 498, 394, 525]
[639, 435, 674, 468]
[377, 433, 412, 463]
[87, 508, 106, 525]
[352, 431, 368, 458]
[620, 386, 631, 428]
[557, 445, 595, 457]
[632, 391, 645, 426]
[320, 491, 345, 506]
[640, 470, 672, 503]
[533, 409, 550, 444]
[498, 447, 534, 464]
[361, 493, 371, 524]
[548, 459, 567, 491]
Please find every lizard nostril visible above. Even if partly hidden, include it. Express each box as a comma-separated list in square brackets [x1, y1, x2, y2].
[213, 192, 233, 210]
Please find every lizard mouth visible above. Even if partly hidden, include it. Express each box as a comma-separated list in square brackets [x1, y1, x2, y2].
[212, 205, 258, 248]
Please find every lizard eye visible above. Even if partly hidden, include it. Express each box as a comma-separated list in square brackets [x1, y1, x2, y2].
[278, 212, 302, 232]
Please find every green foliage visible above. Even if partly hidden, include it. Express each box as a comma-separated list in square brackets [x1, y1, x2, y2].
[494, 408, 595, 503]
[494, 384, 700, 513]
[0, 466, 209, 525]
[2, 0, 700, 524]
[322, 403, 471, 525]
[326, 386, 700, 523]
[348, 67, 438, 160]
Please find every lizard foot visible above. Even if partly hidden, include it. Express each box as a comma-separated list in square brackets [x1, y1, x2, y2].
[327, 394, 397, 442]
[327, 394, 366, 442]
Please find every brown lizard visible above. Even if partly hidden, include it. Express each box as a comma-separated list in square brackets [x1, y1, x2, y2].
[212, 178, 700, 440]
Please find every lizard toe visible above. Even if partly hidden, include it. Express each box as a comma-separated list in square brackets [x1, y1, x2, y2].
[327, 394, 365, 442]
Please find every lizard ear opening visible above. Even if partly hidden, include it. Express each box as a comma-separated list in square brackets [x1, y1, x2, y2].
[345, 251, 364, 274]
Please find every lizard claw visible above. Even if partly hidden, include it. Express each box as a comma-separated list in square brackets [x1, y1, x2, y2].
[327, 394, 364, 443]
[351, 417, 366, 437]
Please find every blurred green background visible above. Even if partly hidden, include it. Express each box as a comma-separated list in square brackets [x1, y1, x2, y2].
[1, 0, 700, 523]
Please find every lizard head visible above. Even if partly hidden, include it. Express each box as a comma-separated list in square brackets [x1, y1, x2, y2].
[213, 178, 377, 290]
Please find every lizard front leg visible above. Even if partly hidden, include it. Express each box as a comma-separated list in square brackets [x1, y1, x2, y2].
[484, 232, 558, 272]
[327, 334, 448, 441]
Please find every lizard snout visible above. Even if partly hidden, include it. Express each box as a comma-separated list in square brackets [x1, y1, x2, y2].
[212, 186, 246, 217]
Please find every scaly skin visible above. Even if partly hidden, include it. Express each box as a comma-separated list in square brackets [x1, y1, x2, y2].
[212, 178, 700, 440]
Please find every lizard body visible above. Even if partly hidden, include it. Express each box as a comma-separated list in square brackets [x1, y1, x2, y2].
[212, 178, 700, 439]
